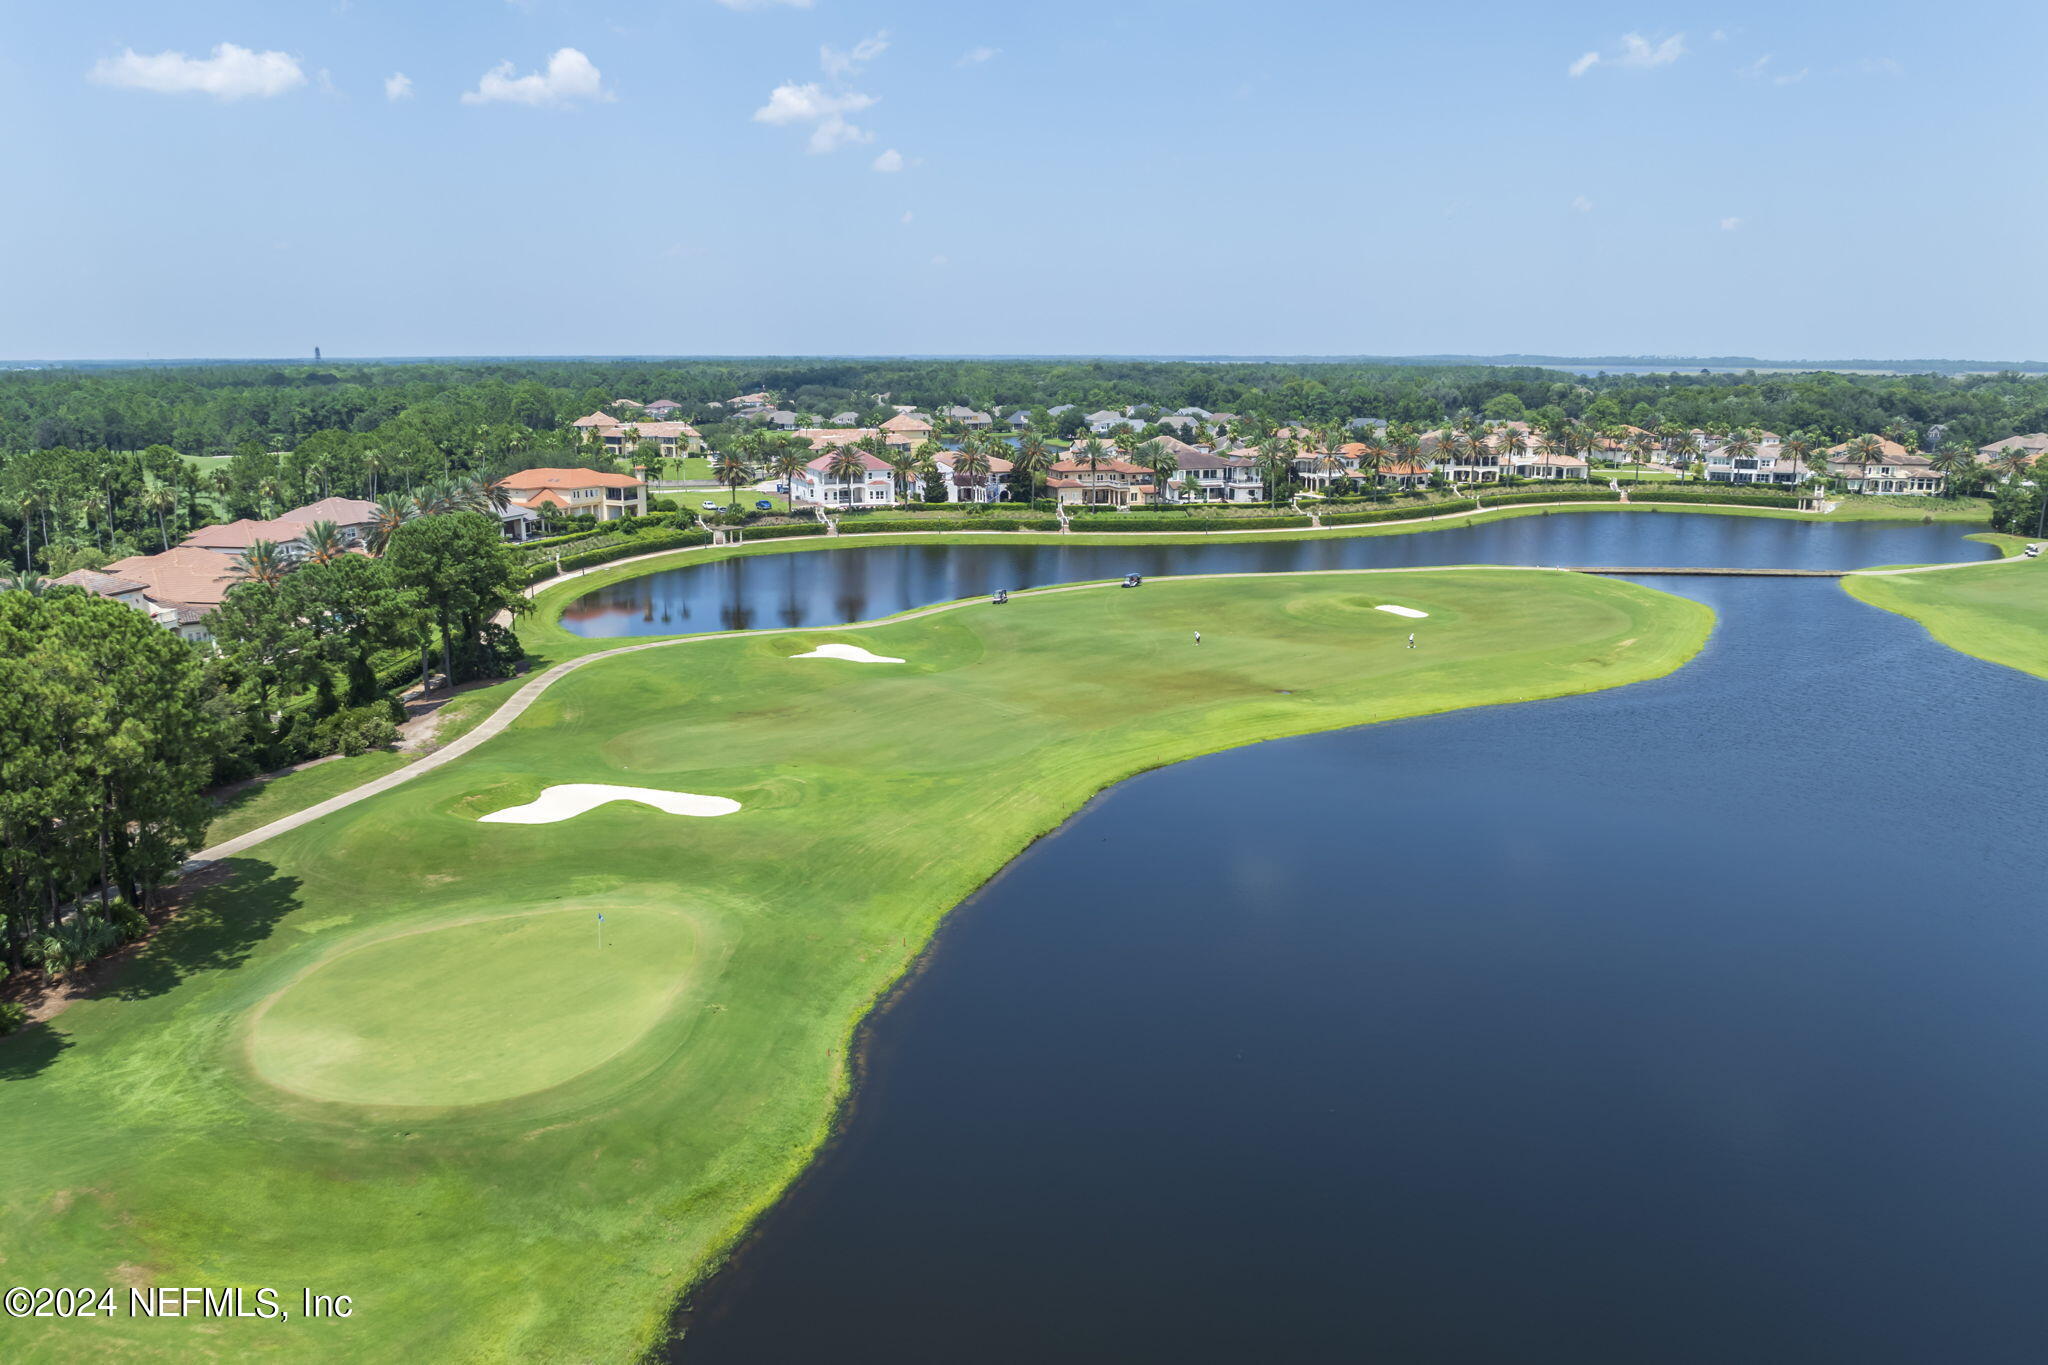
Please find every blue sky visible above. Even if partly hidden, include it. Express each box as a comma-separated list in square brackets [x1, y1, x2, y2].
[2, 1, 2041, 361]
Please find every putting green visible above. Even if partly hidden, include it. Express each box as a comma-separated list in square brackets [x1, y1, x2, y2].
[247, 907, 697, 1107]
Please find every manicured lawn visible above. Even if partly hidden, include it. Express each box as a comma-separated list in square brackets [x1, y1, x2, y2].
[1845, 554, 2048, 679]
[0, 568, 1709, 1362]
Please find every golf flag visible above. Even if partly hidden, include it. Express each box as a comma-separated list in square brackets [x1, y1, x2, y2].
[597, 914, 605, 923]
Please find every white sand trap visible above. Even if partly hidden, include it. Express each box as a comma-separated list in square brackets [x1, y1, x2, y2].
[791, 643, 905, 664]
[1375, 604, 1429, 619]
[479, 784, 741, 825]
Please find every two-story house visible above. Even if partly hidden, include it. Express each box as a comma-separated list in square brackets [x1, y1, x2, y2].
[794, 449, 898, 507]
[1164, 450, 1263, 503]
[880, 413, 934, 449]
[499, 467, 648, 521]
[1047, 456, 1157, 508]
[1823, 439, 1945, 495]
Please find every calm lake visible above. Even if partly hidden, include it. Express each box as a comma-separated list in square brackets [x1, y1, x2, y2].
[558, 513, 1989, 639]
[614, 516, 2046, 1364]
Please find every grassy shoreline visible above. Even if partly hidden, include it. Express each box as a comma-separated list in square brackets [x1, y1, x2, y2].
[4, 570, 1713, 1362]
[1844, 547, 2048, 679]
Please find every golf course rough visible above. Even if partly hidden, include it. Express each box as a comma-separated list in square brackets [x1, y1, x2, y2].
[0, 569, 1712, 1362]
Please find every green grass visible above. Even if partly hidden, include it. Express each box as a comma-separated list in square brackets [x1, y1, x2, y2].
[1845, 554, 2048, 679]
[200, 683, 522, 848]
[1, 568, 1710, 1362]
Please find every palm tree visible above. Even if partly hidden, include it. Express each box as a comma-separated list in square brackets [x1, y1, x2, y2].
[368, 493, 412, 554]
[255, 478, 283, 518]
[1353, 436, 1388, 490]
[16, 489, 45, 572]
[1252, 440, 1292, 507]
[1926, 444, 1974, 497]
[0, 571, 48, 595]
[953, 445, 994, 504]
[362, 447, 384, 499]
[824, 446, 871, 510]
[1996, 448, 2033, 486]
[141, 485, 179, 551]
[301, 520, 346, 565]
[767, 444, 811, 512]
[1719, 428, 1757, 487]
[1668, 429, 1701, 479]
[1497, 425, 1531, 479]
[1011, 434, 1051, 507]
[236, 539, 290, 586]
[1623, 428, 1656, 484]
[713, 450, 757, 508]
[1132, 439, 1177, 506]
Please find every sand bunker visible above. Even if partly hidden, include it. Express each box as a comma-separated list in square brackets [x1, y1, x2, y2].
[791, 643, 905, 664]
[1375, 605, 1429, 619]
[479, 784, 741, 825]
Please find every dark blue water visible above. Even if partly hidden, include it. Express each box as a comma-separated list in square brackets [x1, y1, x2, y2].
[561, 514, 1988, 637]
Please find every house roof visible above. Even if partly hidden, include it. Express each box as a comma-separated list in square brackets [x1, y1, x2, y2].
[880, 413, 932, 433]
[103, 548, 246, 609]
[1051, 457, 1148, 475]
[806, 450, 893, 473]
[645, 399, 683, 410]
[611, 398, 644, 409]
[572, 411, 621, 428]
[288, 497, 380, 525]
[1172, 451, 1254, 471]
[1979, 433, 2048, 456]
[498, 466, 646, 490]
[796, 427, 880, 448]
[52, 568, 148, 596]
[1825, 438, 1928, 465]
[604, 421, 697, 440]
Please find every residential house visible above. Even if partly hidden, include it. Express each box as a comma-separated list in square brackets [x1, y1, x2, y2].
[609, 398, 645, 414]
[1163, 450, 1263, 503]
[1047, 404, 1076, 416]
[1376, 461, 1432, 491]
[1420, 430, 1503, 484]
[1506, 449, 1591, 481]
[98, 548, 248, 642]
[1154, 414, 1201, 435]
[1086, 410, 1141, 435]
[754, 409, 800, 430]
[50, 566, 219, 641]
[1703, 434, 1808, 486]
[1175, 407, 1214, 420]
[830, 411, 864, 426]
[598, 420, 704, 460]
[879, 412, 934, 448]
[793, 450, 897, 507]
[1824, 440, 1945, 495]
[498, 467, 649, 521]
[1006, 410, 1034, 430]
[644, 399, 684, 417]
[571, 410, 621, 435]
[1977, 433, 2048, 475]
[794, 427, 881, 451]
[942, 406, 994, 429]
[925, 452, 1014, 503]
[180, 496, 382, 560]
[1047, 455, 1157, 508]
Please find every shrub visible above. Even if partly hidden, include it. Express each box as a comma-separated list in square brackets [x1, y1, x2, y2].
[735, 523, 828, 540]
[1069, 514, 1313, 532]
[1630, 487, 1803, 509]
[106, 898, 148, 943]
[0, 1001, 25, 1035]
[523, 529, 713, 585]
[314, 703, 401, 757]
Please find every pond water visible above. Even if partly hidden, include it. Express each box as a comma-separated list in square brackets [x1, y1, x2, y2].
[559, 514, 1988, 638]
[648, 519, 2047, 1363]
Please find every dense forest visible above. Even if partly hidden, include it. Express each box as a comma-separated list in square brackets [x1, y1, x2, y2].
[6, 356, 2048, 572]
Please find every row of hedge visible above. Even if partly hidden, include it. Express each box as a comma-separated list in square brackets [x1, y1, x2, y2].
[1627, 487, 1804, 508]
[839, 517, 1052, 534]
[1068, 514, 1316, 532]
[733, 523, 829, 541]
[521, 528, 713, 585]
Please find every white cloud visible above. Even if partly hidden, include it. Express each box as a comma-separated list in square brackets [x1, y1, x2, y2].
[462, 48, 612, 107]
[384, 72, 413, 101]
[753, 81, 875, 125]
[1858, 57, 1904, 76]
[89, 43, 306, 100]
[1617, 33, 1686, 68]
[1571, 32, 1684, 77]
[957, 46, 999, 67]
[1720, 217, 1743, 231]
[1571, 195, 1594, 213]
[1775, 67, 1809, 85]
[753, 82, 878, 153]
[872, 148, 905, 173]
[1738, 54, 1772, 79]
[821, 31, 888, 78]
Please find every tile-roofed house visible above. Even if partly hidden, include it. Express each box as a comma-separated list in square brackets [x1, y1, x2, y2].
[597, 420, 704, 459]
[1085, 410, 1141, 434]
[51, 568, 150, 609]
[102, 547, 250, 640]
[498, 467, 648, 521]
[942, 406, 994, 429]
[610, 398, 645, 411]
[179, 496, 382, 558]
[754, 409, 800, 430]
[572, 410, 622, 430]
[793, 449, 897, 508]
[1048, 454, 1157, 508]
[1977, 433, 2048, 465]
[1161, 448, 1263, 503]
[831, 411, 863, 426]
[1824, 439, 1944, 495]
[794, 427, 881, 450]
[924, 451, 1015, 504]
[879, 412, 934, 447]
[1006, 410, 1033, 429]
[644, 399, 684, 416]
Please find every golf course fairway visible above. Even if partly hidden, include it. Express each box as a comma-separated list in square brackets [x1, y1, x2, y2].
[1845, 554, 2048, 679]
[0, 569, 1711, 1362]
